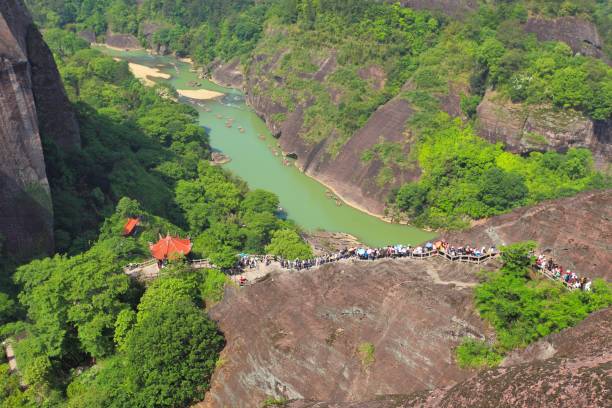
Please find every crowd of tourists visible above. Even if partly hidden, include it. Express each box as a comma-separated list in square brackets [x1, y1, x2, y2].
[237, 240, 500, 273]
[535, 254, 592, 291]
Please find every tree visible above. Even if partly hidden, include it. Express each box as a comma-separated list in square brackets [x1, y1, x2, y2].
[477, 167, 528, 214]
[550, 66, 592, 111]
[499, 241, 537, 275]
[265, 229, 312, 260]
[124, 301, 224, 407]
[395, 183, 428, 216]
[0, 293, 16, 325]
[240, 190, 279, 215]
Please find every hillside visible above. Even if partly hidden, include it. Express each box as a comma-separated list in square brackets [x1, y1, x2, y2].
[285, 307, 611, 407]
[198, 189, 612, 407]
[23, 0, 612, 225]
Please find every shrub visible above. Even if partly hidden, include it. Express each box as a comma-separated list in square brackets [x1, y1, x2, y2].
[455, 338, 502, 368]
[357, 342, 375, 367]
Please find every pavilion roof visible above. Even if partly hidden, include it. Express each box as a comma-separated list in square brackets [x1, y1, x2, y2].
[149, 234, 192, 260]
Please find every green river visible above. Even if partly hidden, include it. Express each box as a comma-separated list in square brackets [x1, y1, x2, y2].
[98, 48, 436, 246]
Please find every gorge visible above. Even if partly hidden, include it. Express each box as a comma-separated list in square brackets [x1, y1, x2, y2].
[0, 1, 610, 408]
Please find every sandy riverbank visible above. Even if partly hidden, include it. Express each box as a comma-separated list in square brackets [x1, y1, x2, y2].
[93, 42, 142, 52]
[176, 89, 225, 100]
[128, 62, 171, 86]
[298, 165, 416, 226]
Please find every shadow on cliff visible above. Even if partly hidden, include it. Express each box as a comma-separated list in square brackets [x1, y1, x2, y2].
[0, 169, 54, 260]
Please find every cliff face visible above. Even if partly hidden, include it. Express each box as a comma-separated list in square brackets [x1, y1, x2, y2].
[476, 90, 612, 168]
[286, 307, 612, 408]
[523, 16, 607, 61]
[0, 0, 79, 258]
[243, 47, 430, 215]
[444, 189, 612, 281]
[199, 258, 495, 407]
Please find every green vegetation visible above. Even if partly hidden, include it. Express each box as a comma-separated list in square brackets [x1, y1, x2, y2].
[0, 28, 312, 407]
[392, 115, 607, 229]
[265, 229, 313, 260]
[357, 341, 375, 368]
[455, 338, 503, 369]
[26, 1, 611, 232]
[253, 2, 440, 154]
[456, 242, 612, 368]
[261, 397, 289, 407]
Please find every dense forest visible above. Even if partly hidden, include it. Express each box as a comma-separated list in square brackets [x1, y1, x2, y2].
[1, 1, 611, 407]
[0, 29, 310, 407]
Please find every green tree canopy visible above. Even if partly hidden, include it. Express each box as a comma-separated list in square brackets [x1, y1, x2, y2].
[265, 229, 313, 260]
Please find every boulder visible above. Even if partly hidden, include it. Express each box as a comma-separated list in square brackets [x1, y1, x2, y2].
[211, 58, 245, 89]
[105, 31, 141, 50]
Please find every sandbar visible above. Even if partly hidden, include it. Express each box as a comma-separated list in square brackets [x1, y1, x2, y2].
[128, 62, 171, 86]
[176, 89, 225, 100]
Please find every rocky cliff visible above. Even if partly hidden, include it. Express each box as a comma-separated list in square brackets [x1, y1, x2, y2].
[523, 16, 607, 61]
[199, 258, 496, 407]
[286, 307, 612, 408]
[199, 192, 611, 407]
[476, 90, 612, 168]
[444, 189, 612, 281]
[241, 46, 429, 215]
[0, 0, 79, 258]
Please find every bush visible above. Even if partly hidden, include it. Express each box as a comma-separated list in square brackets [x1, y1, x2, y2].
[265, 229, 313, 260]
[474, 243, 612, 352]
[357, 342, 375, 368]
[200, 269, 231, 305]
[455, 338, 502, 368]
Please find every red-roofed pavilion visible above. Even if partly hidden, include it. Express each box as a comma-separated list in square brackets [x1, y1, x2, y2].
[123, 218, 140, 236]
[149, 234, 192, 260]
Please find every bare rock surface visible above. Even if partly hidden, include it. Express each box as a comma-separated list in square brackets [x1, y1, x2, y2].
[523, 16, 607, 60]
[476, 90, 612, 167]
[199, 258, 493, 407]
[211, 58, 245, 88]
[285, 308, 612, 408]
[104, 31, 141, 50]
[305, 98, 420, 215]
[444, 189, 612, 281]
[0, 0, 79, 258]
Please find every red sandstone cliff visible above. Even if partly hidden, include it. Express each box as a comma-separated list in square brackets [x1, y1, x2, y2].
[444, 189, 612, 281]
[286, 307, 612, 408]
[199, 191, 611, 407]
[0, 0, 79, 258]
[199, 257, 495, 407]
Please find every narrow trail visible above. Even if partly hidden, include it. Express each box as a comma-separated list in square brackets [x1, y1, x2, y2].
[124, 252, 493, 287]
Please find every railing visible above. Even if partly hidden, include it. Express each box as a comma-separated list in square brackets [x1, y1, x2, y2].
[123, 258, 157, 273]
[534, 265, 575, 291]
[123, 249, 502, 279]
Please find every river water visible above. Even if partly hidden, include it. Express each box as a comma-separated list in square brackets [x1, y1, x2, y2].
[98, 48, 436, 246]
